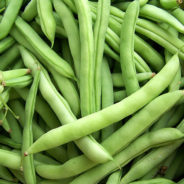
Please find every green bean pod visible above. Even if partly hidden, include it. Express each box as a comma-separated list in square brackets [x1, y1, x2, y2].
[0, 166, 15, 182]
[101, 58, 115, 141]
[0, 69, 31, 82]
[0, 179, 18, 184]
[178, 179, 184, 184]
[0, 135, 21, 149]
[22, 70, 40, 184]
[35, 79, 182, 179]
[27, 54, 180, 155]
[0, 111, 11, 133]
[37, 0, 56, 46]
[0, 44, 19, 70]
[171, 8, 184, 25]
[53, 0, 80, 78]
[106, 170, 122, 184]
[0, 0, 23, 39]
[14, 16, 75, 79]
[20, 46, 112, 164]
[160, 0, 182, 9]
[74, 0, 95, 116]
[3, 75, 32, 88]
[10, 169, 25, 184]
[0, 36, 15, 54]
[7, 112, 22, 144]
[21, 0, 37, 21]
[15, 88, 60, 129]
[93, 0, 110, 111]
[114, 90, 127, 103]
[70, 128, 184, 184]
[120, 0, 140, 95]
[112, 72, 155, 87]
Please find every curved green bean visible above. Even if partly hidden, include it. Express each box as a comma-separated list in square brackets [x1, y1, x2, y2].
[0, 36, 15, 54]
[106, 170, 122, 184]
[0, 135, 21, 149]
[114, 90, 127, 103]
[129, 178, 176, 184]
[160, 0, 181, 9]
[0, 0, 23, 39]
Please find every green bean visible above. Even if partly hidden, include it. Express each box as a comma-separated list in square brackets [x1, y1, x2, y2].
[50, 69, 80, 117]
[7, 112, 22, 144]
[53, 0, 80, 78]
[171, 8, 184, 25]
[0, 111, 11, 133]
[22, 69, 40, 184]
[0, 69, 30, 82]
[0, 166, 15, 182]
[20, 46, 112, 163]
[27, 54, 180, 155]
[9, 100, 68, 163]
[151, 108, 176, 131]
[67, 142, 79, 159]
[160, 0, 181, 9]
[114, 90, 127, 103]
[0, 0, 23, 39]
[0, 44, 19, 70]
[38, 178, 74, 184]
[15, 88, 60, 129]
[10, 169, 25, 184]
[35, 90, 183, 179]
[0, 89, 10, 109]
[106, 170, 122, 184]
[34, 153, 59, 165]
[37, 0, 56, 46]
[14, 16, 75, 79]
[74, 0, 95, 116]
[0, 36, 15, 54]
[129, 178, 176, 184]
[70, 128, 184, 184]
[3, 75, 32, 88]
[120, 0, 140, 95]
[93, 0, 110, 111]
[0, 135, 21, 149]
[21, 0, 37, 21]
[178, 179, 184, 184]
[11, 58, 24, 69]
[112, 72, 155, 87]
[101, 58, 115, 141]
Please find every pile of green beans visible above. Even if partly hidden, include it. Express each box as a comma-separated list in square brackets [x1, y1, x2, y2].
[0, 0, 184, 183]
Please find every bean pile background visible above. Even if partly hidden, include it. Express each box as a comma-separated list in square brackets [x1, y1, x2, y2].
[0, 0, 184, 183]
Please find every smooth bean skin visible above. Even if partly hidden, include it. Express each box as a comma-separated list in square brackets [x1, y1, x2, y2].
[114, 90, 127, 103]
[53, 0, 80, 78]
[21, 0, 37, 21]
[35, 84, 182, 179]
[120, 0, 140, 96]
[106, 170, 122, 184]
[15, 16, 75, 79]
[20, 46, 112, 163]
[160, 0, 181, 9]
[70, 128, 183, 184]
[0, 36, 15, 54]
[0, 165, 15, 182]
[27, 54, 180, 154]
[93, 0, 110, 111]
[112, 72, 154, 87]
[171, 8, 184, 25]
[0, 179, 17, 184]
[0, 0, 23, 39]
[0, 149, 21, 170]
[37, 0, 56, 46]
[178, 179, 184, 184]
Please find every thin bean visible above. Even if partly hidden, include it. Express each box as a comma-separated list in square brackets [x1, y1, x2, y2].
[0, 179, 17, 184]
[171, 8, 184, 25]
[38, 178, 74, 184]
[0, 36, 15, 54]
[0, 44, 19, 70]
[112, 72, 155, 87]
[74, 0, 95, 116]
[22, 70, 40, 184]
[120, 0, 140, 95]
[20, 46, 113, 163]
[7, 112, 22, 144]
[93, 0, 110, 111]
[0, 166, 15, 182]
[70, 128, 184, 184]
[35, 89, 183, 179]
[11, 58, 24, 69]
[21, 0, 37, 21]
[114, 90, 126, 103]
[101, 58, 115, 141]
[53, 0, 80, 78]
[0, 0, 23, 39]
[10, 169, 25, 184]
[0, 135, 21, 149]
[0, 111, 11, 133]
[106, 170, 122, 184]
[14, 16, 75, 79]
[129, 178, 176, 184]
[15, 88, 60, 129]
[37, 0, 56, 46]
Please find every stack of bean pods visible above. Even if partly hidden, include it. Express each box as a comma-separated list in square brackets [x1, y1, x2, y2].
[0, 0, 184, 183]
